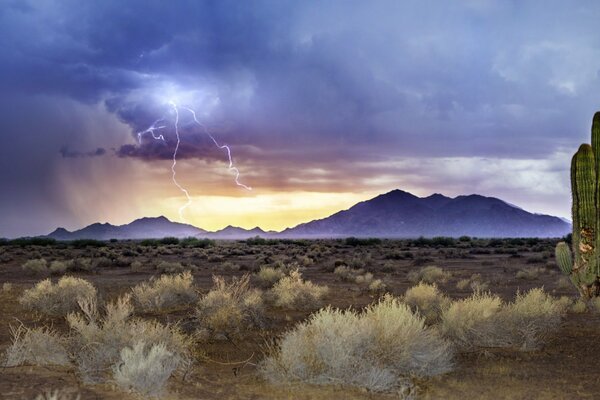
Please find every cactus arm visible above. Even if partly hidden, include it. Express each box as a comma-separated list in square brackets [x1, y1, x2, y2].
[555, 242, 573, 275]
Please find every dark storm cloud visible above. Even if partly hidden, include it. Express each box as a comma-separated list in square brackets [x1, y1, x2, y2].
[60, 146, 106, 158]
[2, 0, 600, 236]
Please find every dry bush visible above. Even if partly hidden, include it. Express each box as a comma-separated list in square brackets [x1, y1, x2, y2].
[590, 297, 600, 313]
[368, 279, 387, 294]
[556, 276, 573, 290]
[113, 341, 181, 397]
[261, 295, 453, 392]
[67, 295, 190, 383]
[256, 266, 285, 287]
[132, 271, 197, 312]
[49, 261, 69, 275]
[355, 272, 374, 285]
[68, 258, 93, 272]
[22, 258, 48, 275]
[196, 274, 264, 340]
[403, 283, 450, 325]
[3, 325, 70, 367]
[456, 273, 488, 291]
[34, 389, 81, 400]
[156, 261, 185, 274]
[19, 276, 97, 316]
[441, 288, 563, 351]
[269, 269, 328, 310]
[572, 299, 587, 313]
[504, 288, 564, 350]
[334, 265, 363, 282]
[2, 282, 13, 293]
[515, 267, 544, 280]
[408, 266, 451, 284]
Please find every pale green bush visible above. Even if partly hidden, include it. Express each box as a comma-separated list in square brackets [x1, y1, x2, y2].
[67, 295, 190, 383]
[132, 271, 197, 312]
[113, 341, 181, 396]
[441, 288, 564, 351]
[270, 269, 328, 310]
[19, 276, 97, 316]
[196, 274, 264, 339]
[261, 295, 453, 392]
[3, 325, 69, 367]
[22, 258, 48, 275]
[403, 283, 450, 325]
[408, 266, 451, 284]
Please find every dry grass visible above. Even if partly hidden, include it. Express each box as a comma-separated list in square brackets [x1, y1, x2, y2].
[19, 276, 97, 316]
[196, 274, 264, 340]
[3, 324, 70, 367]
[441, 288, 563, 351]
[403, 282, 450, 325]
[34, 390, 81, 400]
[261, 295, 453, 392]
[67, 295, 191, 383]
[132, 271, 197, 312]
[256, 266, 286, 287]
[408, 266, 451, 284]
[269, 269, 328, 310]
[22, 258, 48, 275]
[113, 341, 181, 396]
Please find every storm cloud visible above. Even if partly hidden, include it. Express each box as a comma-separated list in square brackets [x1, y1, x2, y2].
[1, 0, 599, 236]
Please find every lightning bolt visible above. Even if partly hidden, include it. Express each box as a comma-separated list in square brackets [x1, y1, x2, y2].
[181, 106, 252, 191]
[136, 101, 251, 222]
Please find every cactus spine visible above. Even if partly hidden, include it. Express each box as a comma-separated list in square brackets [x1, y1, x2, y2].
[557, 113, 600, 298]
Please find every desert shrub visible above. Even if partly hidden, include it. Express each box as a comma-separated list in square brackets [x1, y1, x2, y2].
[261, 295, 453, 392]
[196, 274, 264, 339]
[256, 266, 285, 287]
[404, 283, 450, 325]
[22, 258, 48, 274]
[355, 272, 374, 285]
[9, 237, 56, 247]
[2, 282, 13, 293]
[556, 276, 573, 290]
[368, 279, 387, 293]
[180, 237, 213, 248]
[68, 258, 93, 272]
[131, 260, 144, 272]
[132, 271, 197, 312]
[456, 278, 470, 290]
[34, 389, 80, 400]
[515, 267, 544, 280]
[572, 299, 587, 313]
[590, 297, 600, 313]
[3, 325, 70, 367]
[440, 291, 502, 350]
[344, 237, 382, 246]
[19, 276, 97, 316]
[156, 261, 185, 274]
[408, 266, 451, 284]
[333, 265, 361, 281]
[49, 260, 69, 275]
[270, 269, 328, 310]
[113, 341, 181, 396]
[441, 288, 563, 351]
[67, 295, 190, 383]
[456, 273, 489, 291]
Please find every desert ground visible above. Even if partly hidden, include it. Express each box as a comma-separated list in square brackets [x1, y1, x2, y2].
[0, 237, 598, 400]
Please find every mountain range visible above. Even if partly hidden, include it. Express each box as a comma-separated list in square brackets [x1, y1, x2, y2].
[47, 189, 571, 240]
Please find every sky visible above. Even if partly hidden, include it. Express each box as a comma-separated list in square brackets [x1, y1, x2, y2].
[1, 0, 599, 237]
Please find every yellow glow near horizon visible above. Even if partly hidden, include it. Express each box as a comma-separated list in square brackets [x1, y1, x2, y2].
[141, 191, 377, 231]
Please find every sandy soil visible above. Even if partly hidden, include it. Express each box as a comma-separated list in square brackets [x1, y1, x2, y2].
[0, 238, 597, 400]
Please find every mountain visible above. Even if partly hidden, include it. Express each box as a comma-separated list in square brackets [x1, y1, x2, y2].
[48, 216, 207, 240]
[45, 190, 571, 240]
[280, 190, 570, 238]
[205, 225, 274, 239]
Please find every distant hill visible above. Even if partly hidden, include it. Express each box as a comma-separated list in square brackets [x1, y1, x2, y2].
[280, 190, 571, 238]
[46, 190, 571, 240]
[48, 216, 206, 240]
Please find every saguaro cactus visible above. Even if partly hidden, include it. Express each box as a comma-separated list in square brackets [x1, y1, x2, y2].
[556, 112, 600, 298]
